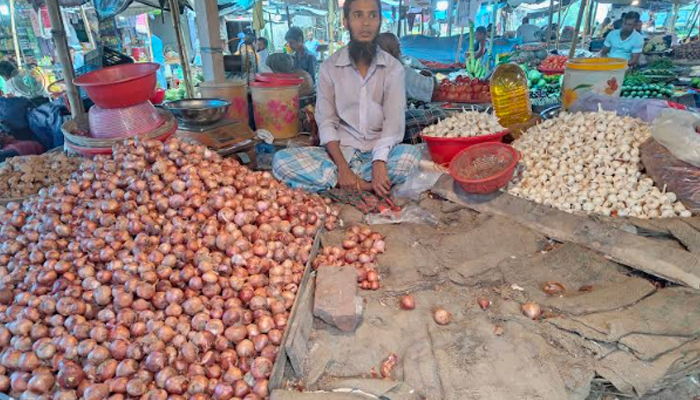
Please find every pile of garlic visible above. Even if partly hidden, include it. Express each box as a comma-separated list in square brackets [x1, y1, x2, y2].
[508, 110, 691, 219]
[422, 111, 504, 138]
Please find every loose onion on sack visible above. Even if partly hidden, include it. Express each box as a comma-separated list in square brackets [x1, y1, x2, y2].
[313, 226, 386, 290]
[509, 110, 691, 219]
[0, 137, 340, 399]
[422, 111, 504, 138]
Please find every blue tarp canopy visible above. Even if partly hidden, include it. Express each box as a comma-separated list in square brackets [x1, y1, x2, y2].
[400, 35, 520, 63]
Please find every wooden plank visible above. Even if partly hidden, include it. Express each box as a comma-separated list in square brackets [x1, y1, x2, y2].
[432, 175, 700, 289]
[285, 272, 315, 376]
[269, 232, 321, 389]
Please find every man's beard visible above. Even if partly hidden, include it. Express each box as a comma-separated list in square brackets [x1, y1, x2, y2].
[348, 28, 378, 65]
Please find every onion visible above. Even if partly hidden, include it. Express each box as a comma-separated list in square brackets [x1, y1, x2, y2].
[542, 281, 566, 296]
[520, 302, 541, 320]
[399, 295, 415, 310]
[250, 357, 273, 379]
[477, 297, 490, 310]
[433, 308, 452, 325]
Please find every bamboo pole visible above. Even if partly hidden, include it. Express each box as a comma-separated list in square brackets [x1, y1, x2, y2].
[45, 0, 85, 120]
[546, 0, 555, 49]
[556, 1, 571, 50]
[456, 26, 464, 63]
[9, 0, 22, 70]
[80, 5, 96, 50]
[568, 0, 587, 59]
[581, 0, 592, 48]
[168, 0, 194, 98]
[488, 0, 497, 66]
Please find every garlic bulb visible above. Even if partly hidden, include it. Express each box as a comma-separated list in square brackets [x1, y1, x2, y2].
[509, 110, 691, 219]
[422, 111, 504, 138]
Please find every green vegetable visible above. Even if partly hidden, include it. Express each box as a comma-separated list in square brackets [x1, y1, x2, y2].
[528, 70, 543, 82]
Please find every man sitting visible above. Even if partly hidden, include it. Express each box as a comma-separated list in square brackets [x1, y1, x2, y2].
[272, 0, 420, 196]
[377, 32, 437, 103]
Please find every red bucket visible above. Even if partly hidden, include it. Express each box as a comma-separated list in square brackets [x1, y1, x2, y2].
[449, 142, 519, 194]
[422, 130, 509, 166]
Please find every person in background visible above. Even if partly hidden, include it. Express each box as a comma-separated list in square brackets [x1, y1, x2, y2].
[150, 34, 167, 89]
[472, 26, 488, 60]
[0, 61, 23, 98]
[285, 27, 317, 82]
[602, 12, 644, 67]
[516, 17, 539, 43]
[305, 30, 319, 57]
[256, 37, 269, 69]
[236, 32, 247, 53]
[612, 13, 627, 30]
[236, 34, 259, 80]
[377, 32, 436, 103]
[272, 0, 419, 196]
[265, 53, 314, 96]
[595, 17, 612, 38]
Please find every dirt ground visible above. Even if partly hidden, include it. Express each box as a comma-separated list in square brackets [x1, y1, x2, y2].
[283, 196, 700, 400]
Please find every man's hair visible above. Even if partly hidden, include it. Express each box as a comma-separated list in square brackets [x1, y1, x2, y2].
[0, 61, 17, 79]
[256, 37, 268, 48]
[244, 34, 255, 45]
[522, 17, 529, 24]
[266, 53, 294, 73]
[285, 27, 304, 42]
[343, 0, 383, 22]
[625, 12, 640, 22]
[476, 26, 487, 35]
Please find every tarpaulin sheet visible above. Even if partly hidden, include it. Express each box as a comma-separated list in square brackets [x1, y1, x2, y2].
[400, 35, 519, 64]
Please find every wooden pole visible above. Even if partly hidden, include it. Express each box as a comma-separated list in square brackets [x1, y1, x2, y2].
[488, 0, 497, 66]
[286, 4, 291, 28]
[9, 0, 22, 70]
[448, 0, 453, 36]
[80, 5, 96, 50]
[581, 0, 591, 48]
[568, 0, 587, 59]
[194, 0, 225, 83]
[456, 26, 464, 63]
[397, 0, 403, 37]
[168, 0, 194, 97]
[546, 0, 555, 49]
[45, 0, 85, 120]
[556, 2, 572, 50]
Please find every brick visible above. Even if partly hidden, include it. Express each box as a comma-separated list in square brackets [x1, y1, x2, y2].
[313, 266, 362, 332]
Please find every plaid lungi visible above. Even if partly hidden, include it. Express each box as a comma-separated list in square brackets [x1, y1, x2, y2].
[404, 108, 448, 143]
[272, 145, 421, 193]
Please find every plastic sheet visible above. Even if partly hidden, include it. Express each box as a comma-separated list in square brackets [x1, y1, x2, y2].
[569, 91, 679, 123]
[650, 108, 700, 168]
[640, 139, 700, 213]
[365, 204, 439, 226]
[393, 143, 445, 200]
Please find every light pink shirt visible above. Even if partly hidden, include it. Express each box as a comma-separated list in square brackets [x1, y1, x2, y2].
[315, 46, 406, 162]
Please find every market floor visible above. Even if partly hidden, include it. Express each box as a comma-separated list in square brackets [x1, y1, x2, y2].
[282, 197, 700, 400]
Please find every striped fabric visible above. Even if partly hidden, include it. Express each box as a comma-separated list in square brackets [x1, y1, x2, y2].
[272, 145, 421, 193]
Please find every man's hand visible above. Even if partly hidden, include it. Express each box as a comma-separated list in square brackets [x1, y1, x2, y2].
[337, 165, 360, 190]
[372, 161, 391, 197]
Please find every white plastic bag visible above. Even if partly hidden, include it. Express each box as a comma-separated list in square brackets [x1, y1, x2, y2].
[651, 108, 700, 168]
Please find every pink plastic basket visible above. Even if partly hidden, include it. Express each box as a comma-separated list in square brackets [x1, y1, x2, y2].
[88, 101, 164, 139]
[449, 142, 519, 194]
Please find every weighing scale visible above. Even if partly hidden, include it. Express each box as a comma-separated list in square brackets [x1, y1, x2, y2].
[175, 118, 257, 158]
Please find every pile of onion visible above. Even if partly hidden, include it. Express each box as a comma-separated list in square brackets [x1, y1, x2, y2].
[312, 226, 385, 290]
[0, 138, 339, 399]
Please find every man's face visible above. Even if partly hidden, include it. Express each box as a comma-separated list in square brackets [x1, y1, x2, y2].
[343, 0, 381, 43]
[476, 31, 486, 41]
[288, 39, 302, 52]
[621, 18, 636, 34]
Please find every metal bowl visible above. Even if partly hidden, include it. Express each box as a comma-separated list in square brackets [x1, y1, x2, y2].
[164, 98, 231, 126]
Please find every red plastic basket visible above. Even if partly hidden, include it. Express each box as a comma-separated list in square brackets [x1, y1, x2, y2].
[449, 142, 519, 194]
[422, 130, 509, 166]
[73, 63, 159, 109]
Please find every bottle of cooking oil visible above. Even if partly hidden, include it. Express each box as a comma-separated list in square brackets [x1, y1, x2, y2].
[490, 63, 533, 128]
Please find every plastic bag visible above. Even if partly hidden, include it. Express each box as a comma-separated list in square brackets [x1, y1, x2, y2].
[392, 143, 445, 200]
[640, 139, 700, 212]
[364, 204, 438, 226]
[650, 108, 700, 168]
[569, 91, 677, 123]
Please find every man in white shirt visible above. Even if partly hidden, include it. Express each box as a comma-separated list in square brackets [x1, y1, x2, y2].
[272, 0, 419, 195]
[516, 17, 539, 43]
[602, 12, 644, 67]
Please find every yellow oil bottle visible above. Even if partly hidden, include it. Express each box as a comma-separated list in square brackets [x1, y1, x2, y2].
[490, 63, 533, 128]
